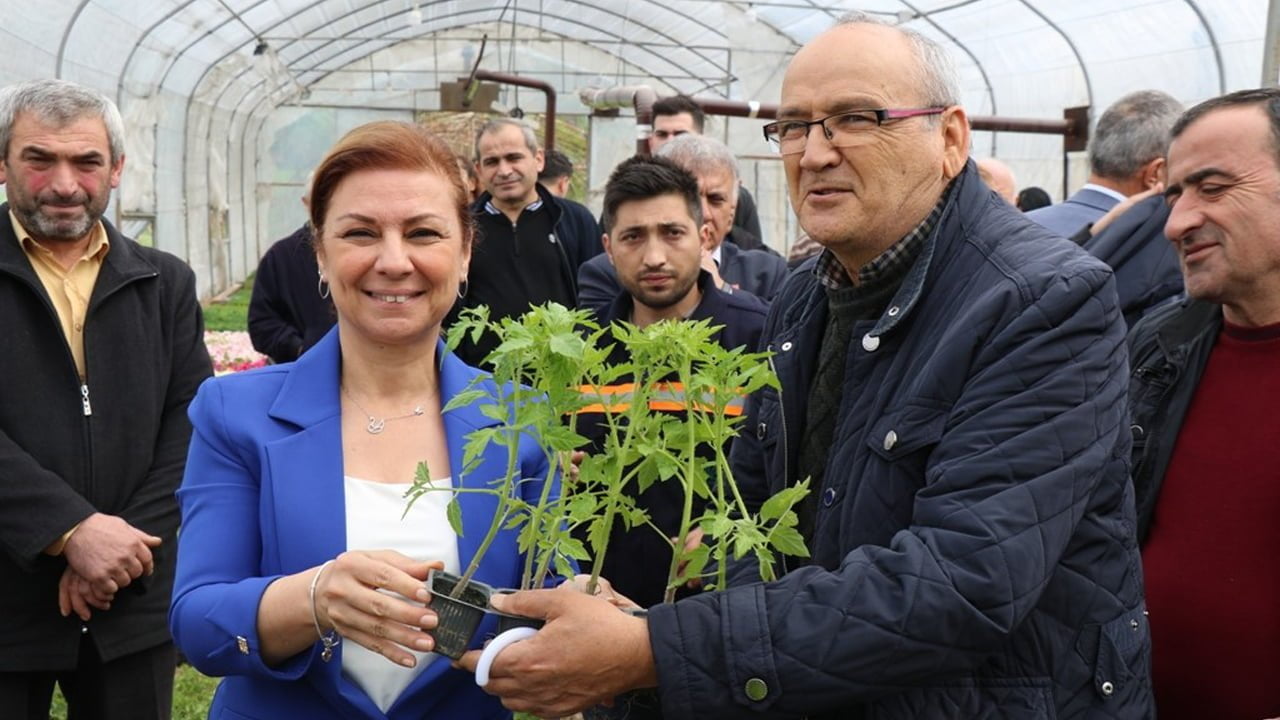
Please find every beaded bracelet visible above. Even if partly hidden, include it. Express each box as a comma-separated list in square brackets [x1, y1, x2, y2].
[309, 559, 340, 662]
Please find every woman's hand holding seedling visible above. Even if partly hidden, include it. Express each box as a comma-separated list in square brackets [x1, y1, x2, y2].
[312, 551, 442, 667]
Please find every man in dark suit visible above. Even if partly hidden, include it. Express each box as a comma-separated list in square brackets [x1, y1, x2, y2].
[1027, 90, 1182, 238]
[578, 134, 787, 314]
[0, 79, 212, 720]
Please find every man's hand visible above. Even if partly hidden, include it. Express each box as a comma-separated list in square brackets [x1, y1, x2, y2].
[62, 513, 161, 596]
[701, 249, 728, 290]
[457, 585, 658, 717]
[58, 566, 113, 621]
[1090, 183, 1164, 237]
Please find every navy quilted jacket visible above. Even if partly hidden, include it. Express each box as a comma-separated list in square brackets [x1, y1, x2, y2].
[645, 164, 1154, 719]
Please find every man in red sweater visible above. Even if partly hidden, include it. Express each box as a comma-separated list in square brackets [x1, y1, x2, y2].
[1127, 88, 1280, 719]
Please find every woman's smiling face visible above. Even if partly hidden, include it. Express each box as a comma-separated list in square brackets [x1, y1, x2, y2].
[317, 166, 470, 350]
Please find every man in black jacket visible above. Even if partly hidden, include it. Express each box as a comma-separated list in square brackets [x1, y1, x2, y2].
[578, 134, 788, 314]
[0, 80, 212, 719]
[579, 155, 767, 609]
[451, 118, 602, 367]
[247, 221, 334, 363]
[1127, 87, 1280, 720]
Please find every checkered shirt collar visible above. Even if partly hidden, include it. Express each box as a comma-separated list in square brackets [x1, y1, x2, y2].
[812, 181, 955, 290]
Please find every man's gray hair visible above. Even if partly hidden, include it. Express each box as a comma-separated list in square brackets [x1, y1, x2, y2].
[655, 133, 739, 185]
[474, 117, 539, 159]
[835, 12, 961, 107]
[1089, 90, 1184, 181]
[0, 79, 126, 165]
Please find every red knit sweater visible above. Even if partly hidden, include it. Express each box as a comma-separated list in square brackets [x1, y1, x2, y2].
[1141, 320, 1280, 719]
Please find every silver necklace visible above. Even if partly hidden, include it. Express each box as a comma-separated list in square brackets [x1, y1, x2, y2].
[342, 386, 425, 434]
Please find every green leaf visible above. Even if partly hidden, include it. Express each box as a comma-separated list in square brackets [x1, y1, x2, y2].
[769, 526, 810, 558]
[442, 387, 490, 413]
[446, 497, 464, 537]
[760, 484, 807, 522]
[557, 536, 591, 561]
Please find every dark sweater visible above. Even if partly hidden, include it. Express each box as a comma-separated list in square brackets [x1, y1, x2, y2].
[1141, 321, 1280, 719]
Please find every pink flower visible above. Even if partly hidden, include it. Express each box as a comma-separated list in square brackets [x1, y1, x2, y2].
[204, 331, 269, 375]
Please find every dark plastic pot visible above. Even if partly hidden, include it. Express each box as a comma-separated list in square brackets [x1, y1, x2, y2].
[491, 589, 547, 634]
[426, 568, 494, 660]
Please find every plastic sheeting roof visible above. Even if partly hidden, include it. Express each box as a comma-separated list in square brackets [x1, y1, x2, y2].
[2, 0, 1277, 297]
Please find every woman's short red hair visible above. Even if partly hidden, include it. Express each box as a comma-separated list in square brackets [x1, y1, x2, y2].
[308, 121, 474, 248]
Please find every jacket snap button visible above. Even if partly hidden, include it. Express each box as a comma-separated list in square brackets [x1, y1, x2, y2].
[745, 677, 768, 701]
[757, 422, 767, 441]
[1130, 424, 1144, 439]
[861, 334, 880, 352]
[887, 306, 900, 316]
[237, 636, 250, 655]
[80, 625, 89, 635]
[780, 341, 793, 352]
[1130, 619, 1140, 631]
[822, 487, 837, 507]
[883, 430, 898, 451]
[1100, 680, 1114, 696]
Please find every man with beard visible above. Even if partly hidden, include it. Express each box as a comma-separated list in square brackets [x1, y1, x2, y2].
[449, 118, 601, 368]
[576, 154, 766, 609]
[578, 134, 787, 314]
[0, 80, 212, 719]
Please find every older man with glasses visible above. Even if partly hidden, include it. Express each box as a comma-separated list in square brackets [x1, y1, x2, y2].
[462, 12, 1154, 720]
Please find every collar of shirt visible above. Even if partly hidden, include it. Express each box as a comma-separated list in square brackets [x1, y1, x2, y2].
[711, 243, 723, 266]
[11, 210, 110, 265]
[483, 198, 544, 216]
[1080, 183, 1128, 204]
[812, 181, 955, 291]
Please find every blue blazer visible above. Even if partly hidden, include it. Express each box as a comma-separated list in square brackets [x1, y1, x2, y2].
[170, 329, 551, 720]
[1024, 186, 1120, 238]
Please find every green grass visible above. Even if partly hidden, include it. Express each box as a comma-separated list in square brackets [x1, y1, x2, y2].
[51, 663, 220, 719]
[203, 274, 254, 332]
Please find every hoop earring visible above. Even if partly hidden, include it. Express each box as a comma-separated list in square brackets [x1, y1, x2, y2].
[457, 278, 469, 300]
[317, 270, 330, 300]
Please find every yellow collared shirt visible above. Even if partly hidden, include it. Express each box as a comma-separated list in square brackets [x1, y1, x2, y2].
[12, 210, 110, 381]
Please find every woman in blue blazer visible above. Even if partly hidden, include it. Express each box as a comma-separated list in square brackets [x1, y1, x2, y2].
[171, 121, 550, 719]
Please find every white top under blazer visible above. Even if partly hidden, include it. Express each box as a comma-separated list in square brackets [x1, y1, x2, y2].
[341, 475, 460, 713]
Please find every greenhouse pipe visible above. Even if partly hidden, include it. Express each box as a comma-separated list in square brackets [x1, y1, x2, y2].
[578, 86, 659, 155]
[470, 70, 557, 152]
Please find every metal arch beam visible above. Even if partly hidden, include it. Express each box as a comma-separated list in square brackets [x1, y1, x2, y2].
[211, 3, 736, 148]
[269, 0, 731, 94]
[1016, 1, 1094, 112]
[290, 11, 726, 91]
[1182, 0, 1227, 93]
[115, 0, 202, 107]
[54, 0, 93, 79]
[896, 0, 1000, 151]
[195, 0, 734, 155]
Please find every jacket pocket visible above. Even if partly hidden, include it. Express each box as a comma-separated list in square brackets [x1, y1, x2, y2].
[864, 677, 1056, 720]
[865, 402, 948, 462]
[1088, 605, 1152, 707]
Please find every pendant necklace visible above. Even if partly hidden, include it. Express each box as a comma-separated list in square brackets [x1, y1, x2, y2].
[342, 386, 425, 434]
